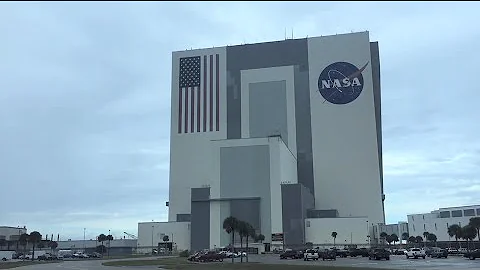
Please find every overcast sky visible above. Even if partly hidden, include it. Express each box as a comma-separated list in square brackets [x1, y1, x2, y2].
[1, 1, 479, 241]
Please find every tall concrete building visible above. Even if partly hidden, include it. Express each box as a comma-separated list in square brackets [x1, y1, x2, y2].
[138, 31, 385, 252]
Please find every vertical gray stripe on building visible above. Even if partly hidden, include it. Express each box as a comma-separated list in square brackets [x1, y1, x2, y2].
[370, 41, 385, 223]
[190, 188, 210, 251]
[226, 39, 314, 195]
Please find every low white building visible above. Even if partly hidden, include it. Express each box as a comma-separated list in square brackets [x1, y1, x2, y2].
[407, 205, 480, 242]
[0, 226, 27, 242]
[305, 217, 371, 247]
[137, 221, 190, 253]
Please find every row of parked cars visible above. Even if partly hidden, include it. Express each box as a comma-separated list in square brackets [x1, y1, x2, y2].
[280, 247, 391, 261]
[187, 250, 247, 262]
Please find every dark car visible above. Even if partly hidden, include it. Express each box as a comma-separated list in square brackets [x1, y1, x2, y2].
[369, 248, 390, 260]
[196, 251, 224, 262]
[358, 248, 370, 257]
[431, 249, 448, 258]
[335, 248, 348, 258]
[348, 248, 364, 257]
[322, 250, 337, 261]
[187, 252, 200, 261]
[280, 250, 302, 259]
[464, 249, 480, 260]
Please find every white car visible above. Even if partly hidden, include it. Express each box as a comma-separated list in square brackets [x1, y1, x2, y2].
[303, 249, 319, 261]
[405, 248, 426, 259]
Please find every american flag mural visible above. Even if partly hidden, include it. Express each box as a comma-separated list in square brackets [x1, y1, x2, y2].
[178, 54, 220, 134]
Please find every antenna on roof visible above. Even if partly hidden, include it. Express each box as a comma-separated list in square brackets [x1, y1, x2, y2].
[284, 28, 287, 40]
[291, 28, 294, 39]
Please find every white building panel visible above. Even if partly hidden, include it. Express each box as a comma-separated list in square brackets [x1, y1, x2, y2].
[407, 205, 480, 242]
[240, 66, 297, 154]
[307, 32, 384, 225]
[137, 222, 190, 253]
[169, 47, 227, 221]
[305, 217, 369, 247]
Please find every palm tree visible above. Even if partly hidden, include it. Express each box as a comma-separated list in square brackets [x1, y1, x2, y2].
[97, 234, 107, 254]
[331, 232, 337, 247]
[256, 234, 265, 243]
[29, 231, 42, 261]
[423, 232, 429, 247]
[237, 221, 250, 263]
[48, 241, 58, 252]
[380, 232, 388, 246]
[19, 233, 29, 259]
[469, 217, 480, 245]
[223, 216, 239, 263]
[106, 235, 113, 257]
[461, 225, 478, 251]
[391, 234, 399, 246]
[241, 223, 255, 263]
[415, 236, 423, 247]
[448, 224, 461, 249]
[408, 236, 416, 247]
[427, 233, 437, 246]
[401, 233, 409, 243]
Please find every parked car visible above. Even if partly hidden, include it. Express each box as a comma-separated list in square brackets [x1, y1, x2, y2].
[369, 248, 390, 260]
[464, 249, 480, 260]
[332, 248, 348, 258]
[405, 248, 426, 259]
[303, 249, 319, 261]
[394, 249, 406, 255]
[196, 251, 224, 262]
[280, 250, 302, 259]
[322, 249, 337, 261]
[447, 248, 459, 254]
[358, 248, 370, 257]
[431, 249, 448, 258]
[187, 252, 200, 261]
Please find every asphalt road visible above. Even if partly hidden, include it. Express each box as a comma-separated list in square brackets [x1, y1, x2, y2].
[4, 257, 164, 270]
[249, 254, 480, 270]
[5, 254, 480, 270]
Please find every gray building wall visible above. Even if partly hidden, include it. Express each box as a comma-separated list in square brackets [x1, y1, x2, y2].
[220, 145, 271, 241]
[190, 188, 210, 251]
[281, 183, 314, 248]
[226, 39, 314, 196]
[249, 80, 288, 142]
[370, 41, 385, 223]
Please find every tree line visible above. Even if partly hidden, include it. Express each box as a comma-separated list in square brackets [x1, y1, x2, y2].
[222, 216, 265, 263]
[0, 231, 58, 261]
[447, 217, 480, 249]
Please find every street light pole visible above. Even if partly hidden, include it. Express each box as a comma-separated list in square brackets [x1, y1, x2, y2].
[83, 228, 86, 252]
[108, 229, 110, 258]
[151, 226, 154, 255]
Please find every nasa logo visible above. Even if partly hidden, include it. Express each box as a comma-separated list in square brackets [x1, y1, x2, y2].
[317, 61, 369, 105]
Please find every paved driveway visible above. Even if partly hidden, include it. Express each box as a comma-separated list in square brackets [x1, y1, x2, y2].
[249, 254, 480, 270]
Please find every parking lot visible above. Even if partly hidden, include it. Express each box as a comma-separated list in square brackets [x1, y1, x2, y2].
[248, 254, 480, 270]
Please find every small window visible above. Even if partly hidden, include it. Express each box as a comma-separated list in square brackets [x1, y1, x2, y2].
[413, 224, 415, 231]
[423, 224, 426, 230]
[452, 210, 463, 217]
[306, 221, 311, 227]
[412, 216, 415, 221]
[435, 223, 437, 230]
[439, 211, 450, 218]
[446, 223, 449, 228]
[477, 209, 480, 215]
[423, 215, 425, 220]
[464, 209, 475, 216]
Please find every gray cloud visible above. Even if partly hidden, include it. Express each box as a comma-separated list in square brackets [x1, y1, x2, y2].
[1, 2, 479, 239]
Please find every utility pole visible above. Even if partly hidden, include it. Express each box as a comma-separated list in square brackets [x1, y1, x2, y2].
[83, 228, 86, 252]
[108, 229, 111, 258]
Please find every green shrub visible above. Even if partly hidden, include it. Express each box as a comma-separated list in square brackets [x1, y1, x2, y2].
[179, 250, 190, 257]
